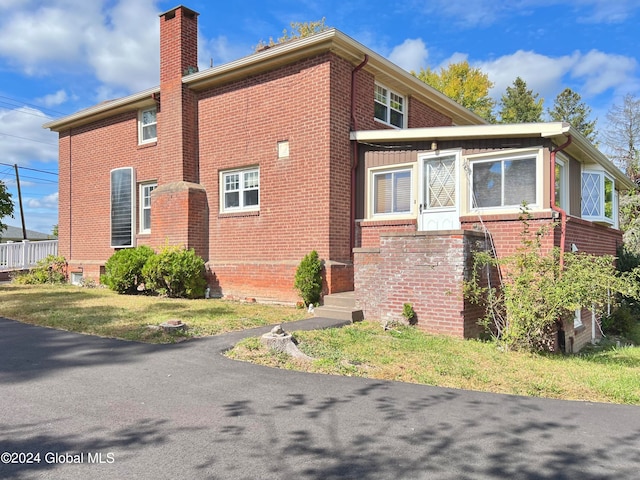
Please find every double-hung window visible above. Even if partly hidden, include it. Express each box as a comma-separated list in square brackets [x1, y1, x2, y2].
[471, 155, 537, 209]
[139, 182, 157, 233]
[139, 107, 157, 144]
[374, 84, 405, 128]
[372, 168, 412, 215]
[581, 170, 616, 225]
[221, 168, 260, 213]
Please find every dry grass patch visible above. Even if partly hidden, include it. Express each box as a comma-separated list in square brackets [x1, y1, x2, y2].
[227, 321, 640, 405]
[0, 284, 308, 343]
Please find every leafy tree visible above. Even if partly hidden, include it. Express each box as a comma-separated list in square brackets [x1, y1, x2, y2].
[498, 77, 544, 124]
[0, 180, 14, 239]
[548, 87, 597, 143]
[465, 207, 640, 352]
[602, 93, 640, 179]
[255, 19, 329, 51]
[413, 61, 496, 122]
[52, 224, 58, 237]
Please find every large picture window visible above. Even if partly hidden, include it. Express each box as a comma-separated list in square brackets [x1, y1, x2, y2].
[372, 168, 412, 215]
[471, 156, 537, 208]
[221, 168, 260, 213]
[374, 84, 405, 128]
[111, 167, 135, 247]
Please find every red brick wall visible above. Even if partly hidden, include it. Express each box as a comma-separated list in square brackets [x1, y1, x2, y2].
[354, 230, 489, 337]
[57, 112, 162, 276]
[408, 97, 453, 128]
[358, 219, 417, 248]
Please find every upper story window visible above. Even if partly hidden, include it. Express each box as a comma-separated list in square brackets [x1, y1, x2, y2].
[139, 182, 157, 233]
[372, 167, 412, 216]
[139, 107, 157, 144]
[221, 167, 260, 213]
[582, 170, 616, 225]
[471, 154, 538, 209]
[374, 84, 405, 128]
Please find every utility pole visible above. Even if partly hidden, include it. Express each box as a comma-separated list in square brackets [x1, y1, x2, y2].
[14, 164, 27, 240]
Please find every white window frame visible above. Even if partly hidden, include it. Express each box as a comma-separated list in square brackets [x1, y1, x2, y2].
[574, 308, 583, 329]
[374, 83, 405, 129]
[581, 169, 616, 226]
[110, 167, 136, 248]
[138, 107, 157, 145]
[469, 150, 541, 211]
[139, 182, 157, 234]
[369, 165, 414, 218]
[220, 167, 260, 213]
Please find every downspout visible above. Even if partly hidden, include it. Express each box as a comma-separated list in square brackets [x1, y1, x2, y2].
[350, 55, 369, 254]
[550, 135, 572, 270]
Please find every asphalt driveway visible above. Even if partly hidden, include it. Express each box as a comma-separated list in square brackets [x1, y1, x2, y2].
[1, 316, 639, 480]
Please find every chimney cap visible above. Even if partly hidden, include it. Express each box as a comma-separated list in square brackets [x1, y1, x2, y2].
[159, 5, 199, 19]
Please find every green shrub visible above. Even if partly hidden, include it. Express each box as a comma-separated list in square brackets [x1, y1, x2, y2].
[293, 250, 323, 306]
[602, 302, 637, 337]
[11, 255, 67, 284]
[102, 246, 155, 294]
[141, 245, 206, 299]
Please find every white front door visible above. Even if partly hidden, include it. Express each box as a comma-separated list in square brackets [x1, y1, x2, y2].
[418, 152, 460, 231]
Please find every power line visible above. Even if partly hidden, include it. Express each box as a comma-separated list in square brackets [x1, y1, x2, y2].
[16, 174, 58, 184]
[0, 94, 68, 118]
[0, 131, 58, 146]
[0, 162, 58, 175]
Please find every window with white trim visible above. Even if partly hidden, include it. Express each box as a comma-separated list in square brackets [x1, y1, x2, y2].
[555, 158, 567, 210]
[581, 170, 616, 225]
[574, 308, 583, 329]
[139, 107, 157, 144]
[221, 168, 260, 212]
[139, 182, 157, 233]
[471, 155, 537, 209]
[111, 167, 135, 248]
[372, 168, 412, 215]
[374, 84, 405, 128]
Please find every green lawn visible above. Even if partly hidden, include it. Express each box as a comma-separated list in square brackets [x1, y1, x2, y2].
[227, 321, 640, 405]
[2, 283, 638, 405]
[0, 284, 309, 343]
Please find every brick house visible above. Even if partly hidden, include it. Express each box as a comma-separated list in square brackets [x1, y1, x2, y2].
[44, 6, 631, 352]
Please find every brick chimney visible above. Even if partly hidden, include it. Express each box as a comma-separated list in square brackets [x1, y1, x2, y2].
[152, 6, 209, 261]
[159, 6, 199, 84]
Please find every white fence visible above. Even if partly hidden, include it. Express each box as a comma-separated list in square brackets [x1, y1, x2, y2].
[0, 240, 59, 271]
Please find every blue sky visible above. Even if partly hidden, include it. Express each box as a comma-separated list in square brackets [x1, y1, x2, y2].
[0, 0, 639, 234]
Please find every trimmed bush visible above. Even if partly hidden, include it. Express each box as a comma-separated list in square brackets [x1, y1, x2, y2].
[294, 250, 323, 306]
[141, 245, 206, 299]
[11, 255, 67, 284]
[102, 246, 155, 294]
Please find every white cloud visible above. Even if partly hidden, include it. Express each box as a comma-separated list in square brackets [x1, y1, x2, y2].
[0, 107, 58, 166]
[199, 35, 250, 70]
[36, 90, 68, 107]
[388, 38, 429, 73]
[26, 192, 59, 209]
[570, 50, 639, 95]
[0, 0, 160, 92]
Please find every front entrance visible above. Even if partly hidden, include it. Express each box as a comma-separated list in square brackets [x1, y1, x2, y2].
[418, 151, 460, 231]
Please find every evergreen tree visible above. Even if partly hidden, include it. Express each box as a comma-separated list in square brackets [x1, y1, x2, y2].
[498, 77, 544, 123]
[413, 61, 496, 122]
[548, 87, 597, 143]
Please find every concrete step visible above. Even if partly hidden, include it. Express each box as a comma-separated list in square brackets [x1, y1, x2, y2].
[314, 291, 363, 322]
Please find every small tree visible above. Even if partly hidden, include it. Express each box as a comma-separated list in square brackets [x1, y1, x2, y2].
[465, 209, 640, 352]
[0, 180, 14, 238]
[294, 250, 323, 306]
[141, 246, 206, 299]
[255, 19, 329, 51]
[498, 77, 544, 124]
